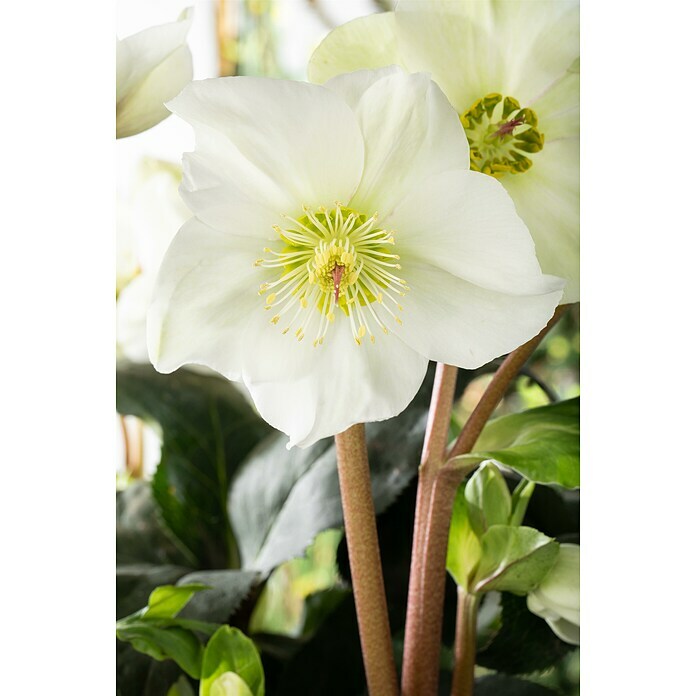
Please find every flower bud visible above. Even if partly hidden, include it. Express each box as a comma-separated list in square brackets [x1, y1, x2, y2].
[464, 461, 512, 537]
[526, 543, 579, 645]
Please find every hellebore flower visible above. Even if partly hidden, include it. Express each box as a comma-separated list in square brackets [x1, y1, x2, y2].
[116, 8, 193, 139]
[527, 542, 580, 645]
[309, 0, 580, 302]
[148, 68, 563, 447]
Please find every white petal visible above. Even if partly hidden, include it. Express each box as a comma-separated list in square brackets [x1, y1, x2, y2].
[345, 70, 469, 218]
[167, 78, 365, 222]
[147, 218, 262, 379]
[323, 66, 402, 111]
[546, 617, 580, 646]
[393, 261, 562, 369]
[308, 13, 402, 85]
[503, 138, 580, 302]
[116, 8, 193, 138]
[387, 169, 563, 296]
[531, 62, 580, 141]
[397, 2, 579, 104]
[394, 10, 506, 113]
[241, 315, 428, 448]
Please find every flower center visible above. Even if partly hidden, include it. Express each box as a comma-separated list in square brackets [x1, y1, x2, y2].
[460, 93, 544, 178]
[254, 204, 408, 346]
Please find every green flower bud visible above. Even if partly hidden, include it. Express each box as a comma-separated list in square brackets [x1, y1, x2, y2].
[465, 461, 512, 537]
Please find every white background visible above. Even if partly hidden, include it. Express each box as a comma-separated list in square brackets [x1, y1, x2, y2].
[0, 1, 693, 694]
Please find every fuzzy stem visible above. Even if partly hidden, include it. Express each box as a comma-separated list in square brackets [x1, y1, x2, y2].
[335, 423, 398, 696]
[402, 363, 459, 696]
[451, 589, 480, 696]
[402, 305, 570, 694]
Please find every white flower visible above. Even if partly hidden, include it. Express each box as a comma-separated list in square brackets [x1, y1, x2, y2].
[116, 8, 194, 139]
[309, 0, 579, 302]
[527, 542, 580, 645]
[147, 69, 563, 447]
[117, 159, 189, 362]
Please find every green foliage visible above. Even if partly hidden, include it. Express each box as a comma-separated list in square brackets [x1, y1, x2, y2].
[474, 674, 561, 695]
[465, 398, 580, 489]
[200, 627, 265, 696]
[477, 592, 575, 675]
[472, 526, 559, 594]
[117, 583, 217, 679]
[465, 462, 512, 536]
[117, 363, 271, 568]
[447, 485, 482, 589]
[249, 529, 345, 637]
[228, 406, 427, 574]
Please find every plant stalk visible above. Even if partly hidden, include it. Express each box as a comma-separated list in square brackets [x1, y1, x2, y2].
[451, 589, 480, 696]
[335, 423, 398, 696]
[402, 363, 459, 696]
[402, 304, 570, 695]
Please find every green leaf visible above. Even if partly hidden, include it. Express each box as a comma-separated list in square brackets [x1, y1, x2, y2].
[144, 584, 211, 619]
[117, 564, 192, 621]
[175, 570, 260, 624]
[476, 592, 575, 675]
[117, 363, 271, 568]
[474, 674, 560, 695]
[228, 407, 427, 574]
[465, 398, 580, 489]
[200, 627, 264, 696]
[446, 484, 482, 589]
[116, 622, 204, 679]
[249, 529, 343, 637]
[210, 672, 254, 696]
[167, 676, 196, 696]
[472, 526, 559, 595]
[117, 481, 193, 567]
[464, 462, 512, 536]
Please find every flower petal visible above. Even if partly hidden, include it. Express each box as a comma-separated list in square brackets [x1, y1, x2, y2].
[344, 70, 470, 218]
[308, 13, 402, 85]
[116, 8, 193, 138]
[167, 78, 365, 224]
[503, 138, 580, 302]
[531, 61, 580, 141]
[241, 315, 428, 448]
[393, 10, 504, 113]
[147, 218, 261, 379]
[387, 169, 562, 296]
[393, 260, 562, 369]
[396, 2, 579, 105]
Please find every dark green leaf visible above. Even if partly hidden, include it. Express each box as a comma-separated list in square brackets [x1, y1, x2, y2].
[117, 641, 187, 696]
[117, 481, 192, 567]
[200, 626, 265, 696]
[176, 570, 260, 624]
[228, 407, 427, 574]
[467, 398, 579, 489]
[117, 363, 271, 568]
[473, 526, 559, 594]
[474, 674, 560, 695]
[116, 622, 204, 679]
[477, 592, 574, 675]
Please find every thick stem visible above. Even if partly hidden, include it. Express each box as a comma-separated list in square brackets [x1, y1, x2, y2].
[402, 305, 570, 695]
[335, 423, 398, 696]
[451, 589, 480, 696]
[402, 364, 459, 696]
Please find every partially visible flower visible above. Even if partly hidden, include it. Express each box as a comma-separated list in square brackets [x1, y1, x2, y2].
[116, 8, 194, 139]
[117, 159, 188, 362]
[148, 69, 563, 447]
[527, 542, 580, 645]
[309, 0, 579, 302]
